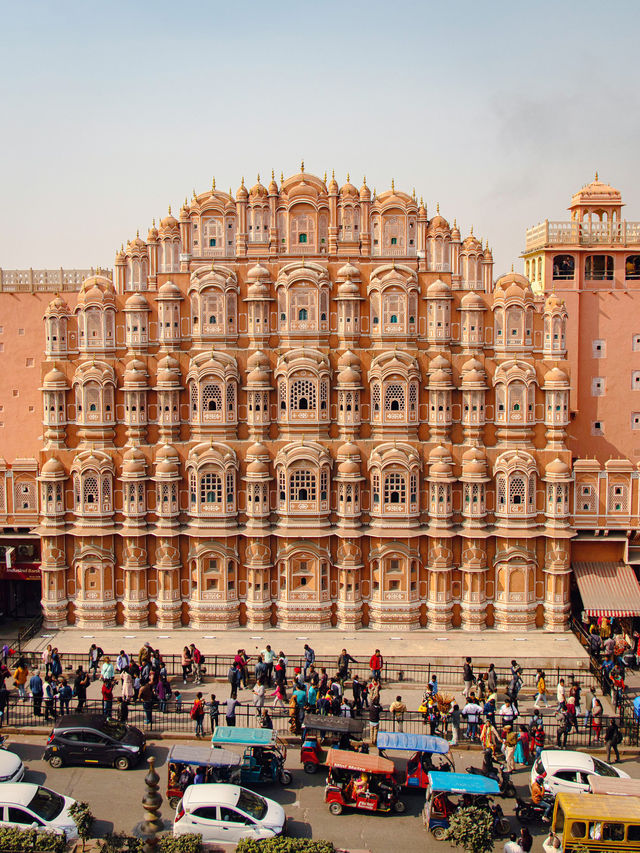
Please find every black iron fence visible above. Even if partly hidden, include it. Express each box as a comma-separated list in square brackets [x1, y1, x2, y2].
[2, 696, 637, 748]
[10, 649, 597, 692]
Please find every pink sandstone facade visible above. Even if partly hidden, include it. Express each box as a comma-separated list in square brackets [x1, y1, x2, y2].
[0, 172, 638, 629]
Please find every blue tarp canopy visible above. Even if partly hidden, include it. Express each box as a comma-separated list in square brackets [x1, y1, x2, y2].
[427, 771, 500, 796]
[376, 731, 450, 754]
[168, 744, 241, 767]
[211, 727, 277, 747]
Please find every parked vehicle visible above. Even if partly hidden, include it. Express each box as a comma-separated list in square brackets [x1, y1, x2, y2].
[167, 744, 242, 808]
[43, 714, 145, 770]
[210, 726, 292, 786]
[301, 714, 366, 774]
[324, 748, 405, 816]
[466, 750, 516, 798]
[0, 749, 24, 784]
[173, 783, 286, 844]
[587, 774, 640, 797]
[377, 731, 454, 789]
[531, 749, 629, 795]
[543, 792, 640, 852]
[423, 771, 508, 840]
[0, 783, 78, 839]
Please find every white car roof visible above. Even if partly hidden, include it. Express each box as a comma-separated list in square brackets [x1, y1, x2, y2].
[0, 752, 22, 774]
[183, 784, 241, 808]
[0, 783, 39, 806]
[540, 750, 595, 772]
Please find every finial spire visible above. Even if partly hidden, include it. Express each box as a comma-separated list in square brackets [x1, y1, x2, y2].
[136, 229, 139, 238]
[346, 172, 350, 182]
[280, 171, 284, 183]
[511, 263, 514, 273]
[152, 218, 156, 227]
[470, 224, 473, 235]
[241, 176, 245, 187]
[391, 178, 395, 192]
[193, 188, 197, 198]
[212, 176, 216, 191]
[323, 171, 327, 183]
[363, 175, 367, 184]
[595, 170, 599, 181]
[256, 172, 260, 183]
[300, 160, 305, 173]
[271, 169, 275, 180]
[168, 205, 171, 215]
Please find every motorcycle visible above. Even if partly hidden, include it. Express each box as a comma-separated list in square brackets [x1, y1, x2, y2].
[488, 800, 512, 837]
[515, 796, 554, 824]
[466, 752, 517, 799]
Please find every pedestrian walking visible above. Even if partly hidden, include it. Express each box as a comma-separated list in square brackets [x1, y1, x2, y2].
[88, 644, 103, 680]
[449, 704, 461, 746]
[43, 676, 56, 721]
[352, 675, 363, 715]
[58, 679, 72, 715]
[499, 699, 518, 727]
[487, 663, 497, 693]
[555, 704, 570, 748]
[303, 644, 315, 680]
[29, 670, 43, 716]
[190, 644, 203, 684]
[369, 649, 383, 682]
[181, 646, 192, 685]
[504, 725, 518, 772]
[102, 680, 114, 718]
[591, 697, 603, 741]
[463, 657, 474, 698]
[369, 697, 381, 746]
[208, 694, 219, 732]
[261, 645, 275, 686]
[41, 645, 53, 679]
[116, 650, 130, 672]
[605, 719, 622, 763]
[191, 692, 206, 737]
[228, 663, 241, 699]
[337, 649, 357, 686]
[462, 698, 483, 740]
[271, 681, 287, 709]
[556, 677, 566, 708]
[252, 679, 266, 717]
[532, 724, 545, 760]
[73, 667, 89, 712]
[225, 696, 239, 727]
[12, 660, 29, 700]
[534, 669, 549, 708]
[139, 681, 154, 727]
[389, 695, 406, 733]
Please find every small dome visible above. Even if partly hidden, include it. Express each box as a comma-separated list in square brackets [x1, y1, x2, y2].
[122, 448, 146, 475]
[247, 350, 269, 370]
[544, 367, 569, 384]
[462, 233, 482, 251]
[337, 441, 360, 459]
[155, 444, 180, 475]
[340, 176, 358, 199]
[461, 357, 484, 374]
[157, 281, 182, 299]
[461, 292, 485, 310]
[268, 172, 278, 195]
[337, 279, 360, 297]
[249, 176, 268, 199]
[43, 366, 67, 387]
[247, 365, 271, 385]
[338, 350, 360, 369]
[359, 178, 371, 201]
[429, 354, 450, 371]
[247, 281, 270, 299]
[41, 457, 65, 476]
[46, 295, 69, 314]
[483, 244, 493, 261]
[427, 214, 450, 234]
[546, 457, 570, 476]
[160, 207, 179, 229]
[247, 441, 269, 459]
[495, 271, 530, 291]
[570, 176, 621, 207]
[158, 354, 179, 372]
[464, 459, 486, 475]
[429, 368, 451, 385]
[127, 233, 147, 253]
[429, 445, 451, 463]
[338, 459, 360, 475]
[337, 261, 360, 280]
[124, 359, 148, 386]
[545, 292, 565, 311]
[450, 220, 461, 240]
[247, 458, 269, 474]
[147, 222, 159, 241]
[125, 293, 149, 310]
[328, 171, 339, 194]
[236, 178, 248, 201]
[247, 262, 270, 281]
[337, 365, 360, 385]
[430, 461, 452, 475]
[427, 279, 452, 297]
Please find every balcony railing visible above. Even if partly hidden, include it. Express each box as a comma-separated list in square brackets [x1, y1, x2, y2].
[525, 220, 640, 251]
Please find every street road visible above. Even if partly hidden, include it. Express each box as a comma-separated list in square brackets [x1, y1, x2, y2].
[5, 734, 639, 852]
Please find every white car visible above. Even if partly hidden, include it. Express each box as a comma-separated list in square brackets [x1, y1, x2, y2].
[0, 750, 24, 784]
[0, 784, 78, 839]
[173, 783, 286, 844]
[532, 749, 630, 795]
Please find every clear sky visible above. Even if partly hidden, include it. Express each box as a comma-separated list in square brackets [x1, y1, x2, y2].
[1, 0, 639, 274]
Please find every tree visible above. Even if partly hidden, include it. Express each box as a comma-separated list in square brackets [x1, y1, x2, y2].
[442, 806, 494, 853]
[69, 801, 95, 853]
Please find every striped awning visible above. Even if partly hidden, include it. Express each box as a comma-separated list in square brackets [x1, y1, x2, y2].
[572, 561, 640, 617]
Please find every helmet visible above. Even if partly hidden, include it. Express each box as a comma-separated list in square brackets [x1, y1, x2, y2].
[536, 775, 545, 784]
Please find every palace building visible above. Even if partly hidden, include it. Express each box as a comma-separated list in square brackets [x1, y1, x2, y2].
[1, 170, 640, 630]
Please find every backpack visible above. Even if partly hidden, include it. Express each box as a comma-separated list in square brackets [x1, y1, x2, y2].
[200, 655, 206, 665]
[190, 702, 200, 720]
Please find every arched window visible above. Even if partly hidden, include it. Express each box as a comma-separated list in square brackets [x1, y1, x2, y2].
[298, 308, 308, 321]
[553, 255, 575, 280]
[626, 255, 640, 280]
[384, 384, 405, 413]
[290, 469, 316, 502]
[585, 255, 614, 281]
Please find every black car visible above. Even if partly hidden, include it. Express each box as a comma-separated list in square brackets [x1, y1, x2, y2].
[43, 714, 146, 770]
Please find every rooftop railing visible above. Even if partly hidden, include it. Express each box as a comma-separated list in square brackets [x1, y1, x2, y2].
[525, 220, 640, 251]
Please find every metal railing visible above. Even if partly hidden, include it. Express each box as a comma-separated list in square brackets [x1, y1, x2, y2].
[1, 697, 636, 747]
[9, 649, 597, 692]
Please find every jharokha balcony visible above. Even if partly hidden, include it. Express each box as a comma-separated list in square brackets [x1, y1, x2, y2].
[525, 219, 640, 251]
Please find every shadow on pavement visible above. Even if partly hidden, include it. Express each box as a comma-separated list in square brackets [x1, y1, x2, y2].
[285, 819, 312, 838]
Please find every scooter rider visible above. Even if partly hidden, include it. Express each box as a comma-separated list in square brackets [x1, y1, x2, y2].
[531, 775, 554, 822]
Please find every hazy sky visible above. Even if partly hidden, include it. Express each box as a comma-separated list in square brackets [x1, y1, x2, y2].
[1, 0, 639, 274]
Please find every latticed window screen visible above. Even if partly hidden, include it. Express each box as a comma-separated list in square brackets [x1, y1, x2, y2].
[383, 292, 405, 325]
[608, 483, 629, 512]
[579, 484, 596, 512]
[320, 381, 328, 411]
[320, 468, 328, 500]
[497, 475, 506, 507]
[437, 484, 447, 506]
[372, 383, 381, 412]
[384, 472, 406, 504]
[409, 383, 418, 409]
[410, 473, 417, 504]
[83, 476, 99, 507]
[200, 473, 222, 504]
[372, 473, 380, 503]
[509, 476, 526, 506]
[384, 383, 405, 411]
[279, 470, 286, 501]
[102, 476, 111, 511]
[190, 473, 197, 503]
[289, 469, 316, 501]
[203, 293, 224, 326]
[202, 384, 222, 412]
[226, 472, 235, 506]
[86, 386, 100, 413]
[291, 290, 315, 322]
[160, 483, 170, 507]
[226, 383, 236, 413]
[528, 474, 536, 508]
[190, 383, 198, 413]
[0, 480, 6, 514]
[290, 379, 316, 410]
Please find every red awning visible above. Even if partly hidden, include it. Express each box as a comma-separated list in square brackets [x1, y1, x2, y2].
[572, 561, 640, 617]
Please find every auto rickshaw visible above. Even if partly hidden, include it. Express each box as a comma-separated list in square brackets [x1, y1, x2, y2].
[423, 771, 503, 840]
[210, 726, 292, 786]
[166, 744, 242, 807]
[301, 714, 366, 774]
[376, 731, 454, 789]
[324, 748, 405, 816]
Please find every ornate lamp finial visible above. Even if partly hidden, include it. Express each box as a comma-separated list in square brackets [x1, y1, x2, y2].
[391, 178, 395, 192]
[280, 171, 284, 183]
[511, 263, 515, 273]
[136, 229, 140, 238]
[436, 203, 440, 214]
[595, 170, 599, 181]
[168, 205, 171, 215]
[363, 175, 367, 184]
[241, 176, 245, 187]
[323, 171, 327, 183]
[346, 172, 350, 183]
[211, 176, 216, 191]
[271, 168, 275, 180]
[300, 160, 305, 173]
[257, 172, 260, 183]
